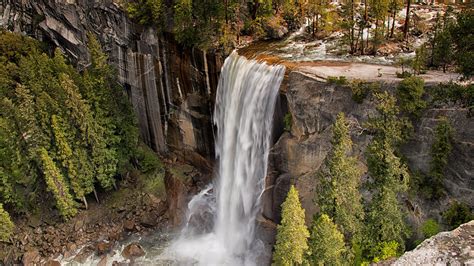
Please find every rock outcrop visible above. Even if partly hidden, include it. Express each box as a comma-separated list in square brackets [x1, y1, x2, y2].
[393, 220, 474, 265]
[264, 71, 474, 227]
[0, 0, 222, 162]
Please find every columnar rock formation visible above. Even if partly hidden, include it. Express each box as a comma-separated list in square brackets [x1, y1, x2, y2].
[0, 0, 222, 164]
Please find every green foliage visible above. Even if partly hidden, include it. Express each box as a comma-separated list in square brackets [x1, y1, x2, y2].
[450, 9, 474, 78]
[350, 80, 381, 104]
[283, 112, 292, 132]
[0, 32, 138, 219]
[431, 82, 474, 114]
[136, 144, 163, 174]
[127, 0, 163, 26]
[318, 113, 364, 241]
[273, 185, 309, 266]
[421, 219, 440, 239]
[443, 201, 473, 230]
[307, 214, 347, 265]
[431, 8, 454, 73]
[327, 76, 348, 85]
[0, 204, 13, 242]
[426, 117, 453, 199]
[396, 57, 413, 78]
[412, 45, 427, 75]
[366, 91, 407, 146]
[370, 241, 399, 263]
[364, 91, 410, 255]
[396, 76, 426, 117]
[39, 148, 77, 219]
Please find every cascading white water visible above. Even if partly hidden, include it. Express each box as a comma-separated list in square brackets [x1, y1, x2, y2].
[168, 51, 285, 265]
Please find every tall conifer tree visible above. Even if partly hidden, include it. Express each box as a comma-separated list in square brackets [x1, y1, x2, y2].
[273, 185, 309, 266]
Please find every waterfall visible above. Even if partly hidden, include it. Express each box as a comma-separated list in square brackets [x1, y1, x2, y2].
[168, 51, 285, 265]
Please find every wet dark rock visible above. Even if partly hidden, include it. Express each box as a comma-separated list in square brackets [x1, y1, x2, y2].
[123, 220, 135, 231]
[122, 243, 145, 259]
[140, 213, 158, 228]
[96, 241, 112, 255]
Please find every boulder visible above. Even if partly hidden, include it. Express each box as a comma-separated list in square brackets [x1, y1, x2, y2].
[122, 243, 145, 259]
[96, 241, 112, 255]
[45, 260, 61, 266]
[394, 221, 474, 265]
[140, 213, 158, 228]
[22, 249, 40, 265]
[123, 220, 135, 231]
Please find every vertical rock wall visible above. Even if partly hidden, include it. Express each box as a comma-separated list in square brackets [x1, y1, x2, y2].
[0, 0, 222, 163]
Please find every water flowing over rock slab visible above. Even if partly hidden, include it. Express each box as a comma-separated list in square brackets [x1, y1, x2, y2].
[167, 52, 285, 266]
[393, 221, 474, 265]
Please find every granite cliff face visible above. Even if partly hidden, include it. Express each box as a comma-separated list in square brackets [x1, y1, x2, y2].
[393, 220, 474, 265]
[259, 71, 473, 248]
[0, 0, 222, 164]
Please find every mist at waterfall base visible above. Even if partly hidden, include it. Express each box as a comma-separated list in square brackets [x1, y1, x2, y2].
[57, 52, 285, 266]
[164, 52, 285, 265]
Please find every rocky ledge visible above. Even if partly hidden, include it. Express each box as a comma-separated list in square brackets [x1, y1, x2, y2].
[393, 220, 474, 265]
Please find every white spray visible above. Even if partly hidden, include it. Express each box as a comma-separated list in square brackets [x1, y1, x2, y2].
[168, 51, 285, 265]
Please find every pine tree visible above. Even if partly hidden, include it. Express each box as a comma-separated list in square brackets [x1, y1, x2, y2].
[307, 214, 347, 265]
[412, 45, 427, 75]
[83, 35, 121, 190]
[39, 148, 77, 219]
[273, 185, 309, 266]
[388, 0, 403, 38]
[51, 115, 93, 207]
[396, 76, 426, 118]
[450, 9, 474, 78]
[365, 92, 409, 255]
[307, 0, 331, 36]
[341, 0, 357, 54]
[318, 113, 364, 240]
[0, 203, 14, 242]
[428, 117, 453, 199]
[370, 0, 389, 51]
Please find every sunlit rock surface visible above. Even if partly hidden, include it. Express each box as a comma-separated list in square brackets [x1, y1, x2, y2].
[393, 221, 474, 265]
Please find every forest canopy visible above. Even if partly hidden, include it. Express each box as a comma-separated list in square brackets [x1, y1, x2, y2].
[0, 31, 139, 226]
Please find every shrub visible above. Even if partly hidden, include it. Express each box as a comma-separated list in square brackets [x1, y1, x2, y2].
[350, 80, 381, 104]
[396, 76, 426, 117]
[443, 201, 473, 229]
[431, 83, 474, 114]
[136, 145, 163, 174]
[396, 71, 412, 78]
[327, 76, 348, 85]
[371, 241, 399, 263]
[0, 204, 14, 242]
[421, 219, 440, 238]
